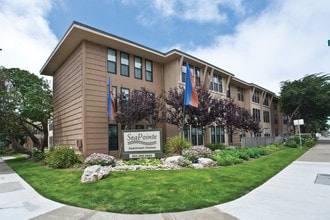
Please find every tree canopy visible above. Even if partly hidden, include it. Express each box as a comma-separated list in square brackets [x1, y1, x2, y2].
[115, 87, 165, 129]
[164, 85, 260, 140]
[0, 67, 53, 153]
[279, 73, 330, 133]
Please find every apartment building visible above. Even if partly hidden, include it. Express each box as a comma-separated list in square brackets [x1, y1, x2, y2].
[41, 21, 283, 158]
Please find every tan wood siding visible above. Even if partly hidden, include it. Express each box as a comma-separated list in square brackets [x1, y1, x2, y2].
[53, 44, 83, 150]
[83, 41, 108, 155]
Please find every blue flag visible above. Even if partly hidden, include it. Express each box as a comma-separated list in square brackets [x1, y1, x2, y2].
[183, 63, 198, 107]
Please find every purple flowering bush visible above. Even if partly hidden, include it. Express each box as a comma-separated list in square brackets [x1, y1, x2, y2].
[85, 153, 116, 166]
[182, 146, 213, 161]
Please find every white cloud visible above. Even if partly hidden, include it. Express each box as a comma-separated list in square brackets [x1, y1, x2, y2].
[0, 0, 58, 77]
[189, 0, 330, 95]
[134, 0, 244, 25]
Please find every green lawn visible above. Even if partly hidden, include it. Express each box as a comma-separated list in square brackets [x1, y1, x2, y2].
[5, 147, 306, 214]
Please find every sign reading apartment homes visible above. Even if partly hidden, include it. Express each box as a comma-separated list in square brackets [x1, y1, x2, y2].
[122, 129, 162, 159]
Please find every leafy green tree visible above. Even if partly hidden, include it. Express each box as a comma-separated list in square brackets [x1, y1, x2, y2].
[0, 67, 53, 154]
[279, 73, 330, 134]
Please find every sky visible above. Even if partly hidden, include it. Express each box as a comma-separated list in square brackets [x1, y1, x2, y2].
[1, 0, 330, 95]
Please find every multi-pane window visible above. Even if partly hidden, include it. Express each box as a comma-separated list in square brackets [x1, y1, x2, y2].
[263, 95, 269, 106]
[107, 48, 116, 73]
[120, 52, 129, 76]
[120, 88, 130, 109]
[252, 91, 260, 103]
[191, 127, 203, 146]
[210, 74, 223, 93]
[263, 111, 270, 123]
[134, 56, 142, 79]
[145, 60, 153, 81]
[253, 108, 261, 121]
[108, 124, 118, 151]
[181, 63, 188, 83]
[237, 87, 244, 101]
[210, 126, 225, 144]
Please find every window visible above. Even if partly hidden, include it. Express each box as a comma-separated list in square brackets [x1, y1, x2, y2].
[252, 91, 260, 103]
[108, 124, 118, 150]
[134, 56, 142, 79]
[253, 108, 261, 121]
[283, 114, 288, 124]
[48, 121, 53, 131]
[107, 48, 116, 73]
[146, 125, 154, 129]
[184, 126, 203, 145]
[263, 95, 269, 106]
[145, 60, 153, 81]
[120, 88, 130, 109]
[226, 87, 230, 98]
[264, 128, 271, 137]
[237, 87, 244, 101]
[263, 111, 270, 123]
[120, 52, 129, 76]
[195, 67, 201, 86]
[181, 63, 188, 83]
[183, 125, 190, 142]
[135, 125, 144, 129]
[210, 126, 225, 144]
[210, 74, 222, 93]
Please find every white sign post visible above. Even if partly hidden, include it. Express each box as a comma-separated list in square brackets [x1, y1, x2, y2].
[293, 119, 304, 149]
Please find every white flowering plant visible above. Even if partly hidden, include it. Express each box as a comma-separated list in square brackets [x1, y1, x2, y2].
[85, 153, 116, 166]
[182, 146, 213, 162]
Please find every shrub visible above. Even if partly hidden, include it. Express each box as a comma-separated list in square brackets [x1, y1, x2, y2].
[304, 138, 316, 147]
[121, 158, 162, 166]
[44, 146, 82, 169]
[235, 150, 250, 160]
[244, 148, 259, 159]
[164, 136, 191, 155]
[177, 157, 193, 168]
[212, 152, 243, 166]
[284, 140, 298, 148]
[32, 148, 46, 161]
[205, 143, 226, 151]
[182, 146, 213, 161]
[85, 153, 116, 166]
[0, 147, 14, 155]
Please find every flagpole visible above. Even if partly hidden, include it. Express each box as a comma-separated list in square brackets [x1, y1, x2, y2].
[180, 101, 186, 155]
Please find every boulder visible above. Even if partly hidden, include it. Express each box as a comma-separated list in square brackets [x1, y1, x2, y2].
[192, 163, 204, 169]
[165, 155, 184, 164]
[81, 165, 111, 183]
[198, 158, 217, 167]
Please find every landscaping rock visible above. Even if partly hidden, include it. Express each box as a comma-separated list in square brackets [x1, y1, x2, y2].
[165, 155, 184, 164]
[81, 165, 111, 183]
[192, 163, 204, 169]
[198, 158, 217, 167]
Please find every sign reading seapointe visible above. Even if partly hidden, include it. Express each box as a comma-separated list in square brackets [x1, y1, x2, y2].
[122, 129, 162, 159]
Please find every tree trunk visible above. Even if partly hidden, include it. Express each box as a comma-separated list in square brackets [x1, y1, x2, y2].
[11, 138, 31, 155]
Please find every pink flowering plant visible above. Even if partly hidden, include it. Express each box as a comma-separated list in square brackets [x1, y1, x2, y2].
[182, 146, 213, 162]
[84, 153, 116, 166]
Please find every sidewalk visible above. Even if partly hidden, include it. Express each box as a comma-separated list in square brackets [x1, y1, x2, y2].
[1, 137, 329, 220]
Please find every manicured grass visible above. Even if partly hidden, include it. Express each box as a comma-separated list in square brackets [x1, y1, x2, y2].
[5, 147, 306, 214]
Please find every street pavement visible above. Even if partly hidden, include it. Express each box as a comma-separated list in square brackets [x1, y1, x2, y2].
[1, 137, 329, 220]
